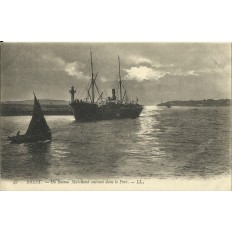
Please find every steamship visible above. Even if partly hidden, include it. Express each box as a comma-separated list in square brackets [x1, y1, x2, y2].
[69, 51, 143, 121]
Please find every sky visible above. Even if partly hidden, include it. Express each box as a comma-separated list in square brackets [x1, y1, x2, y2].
[1, 43, 231, 105]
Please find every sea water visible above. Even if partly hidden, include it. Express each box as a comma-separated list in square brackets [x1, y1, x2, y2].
[1, 106, 231, 180]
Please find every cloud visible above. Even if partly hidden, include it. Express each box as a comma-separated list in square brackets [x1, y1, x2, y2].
[2, 43, 230, 102]
[124, 64, 199, 82]
[41, 53, 88, 80]
[125, 55, 177, 81]
[127, 55, 152, 65]
[125, 54, 200, 81]
[151, 63, 175, 70]
[65, 62, 86, 79]
[124, 66, 166, 81]
[172, 70, 199, 77]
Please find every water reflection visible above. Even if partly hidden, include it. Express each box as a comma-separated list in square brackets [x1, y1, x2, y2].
[26, 142, 51, 162]
[24, 142, 51, 179]
[1, 141, 51, 180]
[136, 106, 165, 157]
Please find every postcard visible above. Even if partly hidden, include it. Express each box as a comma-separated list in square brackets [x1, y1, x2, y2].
[1, 42, 231, 190]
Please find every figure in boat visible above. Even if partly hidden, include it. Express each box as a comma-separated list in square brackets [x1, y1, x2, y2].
[8, 93, 52, 143]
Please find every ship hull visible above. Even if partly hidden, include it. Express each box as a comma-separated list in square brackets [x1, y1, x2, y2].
[70, 102, 143, 121]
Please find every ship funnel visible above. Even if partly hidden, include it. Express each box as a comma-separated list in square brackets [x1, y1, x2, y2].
[112, 89, 116, 100]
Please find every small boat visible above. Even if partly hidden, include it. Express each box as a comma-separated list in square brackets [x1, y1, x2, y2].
[8, 93, 52, 143]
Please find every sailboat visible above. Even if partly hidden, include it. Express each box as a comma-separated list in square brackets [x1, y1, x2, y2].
[8, 93, 52, 143]
[69, 51, 143, 121]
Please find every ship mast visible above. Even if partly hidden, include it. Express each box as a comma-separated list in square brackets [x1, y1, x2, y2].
[118, 55, 122, 102]
[90, 50, 95, 103]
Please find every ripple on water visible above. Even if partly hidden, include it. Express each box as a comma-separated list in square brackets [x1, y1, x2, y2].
[1, 107, 231, 180]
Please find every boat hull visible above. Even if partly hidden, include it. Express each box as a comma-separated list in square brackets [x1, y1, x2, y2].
[70, 102, 143, 121]
[8, 133, 52, 144]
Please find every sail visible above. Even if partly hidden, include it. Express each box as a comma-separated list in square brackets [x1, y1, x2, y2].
[26, 93, 51, 136]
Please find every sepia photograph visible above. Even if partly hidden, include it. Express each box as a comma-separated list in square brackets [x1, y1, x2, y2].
[0, 42, 231, 190]
[1, 1, 232, 232]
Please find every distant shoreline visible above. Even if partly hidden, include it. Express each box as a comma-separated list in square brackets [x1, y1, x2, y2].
[0, 99, 231, 116]
[0, 100, 72, 116]
[157, 99, 231, 107]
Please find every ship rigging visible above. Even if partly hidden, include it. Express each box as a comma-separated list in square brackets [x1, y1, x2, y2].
[69, 50, 143, 121]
